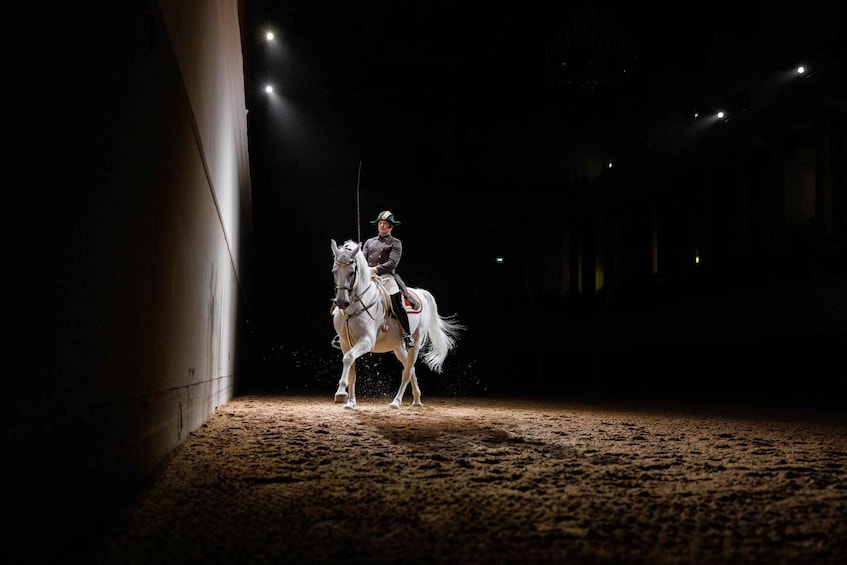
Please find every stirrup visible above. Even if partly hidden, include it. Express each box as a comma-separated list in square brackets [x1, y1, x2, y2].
[402, 334, 415, 349]
[331, 335, 341, 349]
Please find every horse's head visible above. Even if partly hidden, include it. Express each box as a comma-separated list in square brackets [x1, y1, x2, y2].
[331, 239, 364, 310]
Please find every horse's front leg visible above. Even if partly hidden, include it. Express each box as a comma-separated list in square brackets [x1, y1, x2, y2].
[335, 340, 372, 409]
[344, 363, 357, 410]
[334, 355, 354, 405]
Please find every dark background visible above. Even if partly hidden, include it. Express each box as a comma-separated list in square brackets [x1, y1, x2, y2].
[4, 5, 839, 562]
[240, 1, 846, 401]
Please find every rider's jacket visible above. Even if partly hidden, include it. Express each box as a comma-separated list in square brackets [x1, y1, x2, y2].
[362, 234, 402, 276]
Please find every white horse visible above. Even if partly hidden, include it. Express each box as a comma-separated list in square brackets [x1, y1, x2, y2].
[330, 239, 464, 409]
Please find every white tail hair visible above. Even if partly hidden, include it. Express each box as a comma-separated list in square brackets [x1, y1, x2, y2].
[416, 288, 465, 373]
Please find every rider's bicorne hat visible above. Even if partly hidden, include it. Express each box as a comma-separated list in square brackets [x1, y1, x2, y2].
[370, 210, 401, 225]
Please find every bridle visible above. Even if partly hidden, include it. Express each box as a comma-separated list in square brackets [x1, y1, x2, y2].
[333, 255, 379, 322]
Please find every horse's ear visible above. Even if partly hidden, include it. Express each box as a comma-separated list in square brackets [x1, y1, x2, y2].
[331, 239, 339, 256]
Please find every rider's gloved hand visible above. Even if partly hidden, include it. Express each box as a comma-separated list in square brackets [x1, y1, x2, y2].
[370, 267, 379, 278]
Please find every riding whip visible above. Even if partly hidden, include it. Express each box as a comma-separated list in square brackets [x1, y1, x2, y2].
[356, 160, 362, 243]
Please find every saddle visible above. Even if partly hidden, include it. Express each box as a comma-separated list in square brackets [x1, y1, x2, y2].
[394, 273, 420, 310]
[374, 283, 422, 333]
[402, 290, 422, 312]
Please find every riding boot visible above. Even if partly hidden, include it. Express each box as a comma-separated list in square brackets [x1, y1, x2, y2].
[390, 292, 415, 349]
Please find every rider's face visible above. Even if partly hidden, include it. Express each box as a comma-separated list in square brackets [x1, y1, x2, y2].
[377, 220, 393, 235]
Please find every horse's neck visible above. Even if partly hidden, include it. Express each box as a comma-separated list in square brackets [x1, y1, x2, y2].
[355, 258, 391, 313]
[354, 255, 374, 298]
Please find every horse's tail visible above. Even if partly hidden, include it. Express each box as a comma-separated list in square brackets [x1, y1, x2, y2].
[417, 289, 465, 373]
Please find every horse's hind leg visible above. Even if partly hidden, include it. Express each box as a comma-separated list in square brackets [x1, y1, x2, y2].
[389, 351, 409, 408]
[389, 353, 422, 408]
[408, 366, 423, 407]
[389, 376, 409, 409]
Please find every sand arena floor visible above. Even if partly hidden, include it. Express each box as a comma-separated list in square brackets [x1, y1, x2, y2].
[73, 393, 846, 564]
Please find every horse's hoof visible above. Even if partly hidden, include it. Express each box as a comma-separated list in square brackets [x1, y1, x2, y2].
[344, 401, 356, 410]
[334, 392, 348, 404]
[412, 401, 424, 408]
[389, 400, 401, 409]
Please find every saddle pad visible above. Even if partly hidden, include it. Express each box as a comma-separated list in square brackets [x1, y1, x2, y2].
[404, 290, 422, 313]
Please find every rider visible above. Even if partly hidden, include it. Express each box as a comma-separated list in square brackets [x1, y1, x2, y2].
[331, 210, 415, 350]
